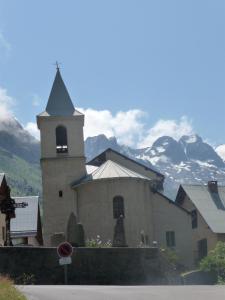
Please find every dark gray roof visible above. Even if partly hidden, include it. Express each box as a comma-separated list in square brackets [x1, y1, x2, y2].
[45, 69, 75, 116]
[179, 184, 225, 233]
[10, 196, 39, 237]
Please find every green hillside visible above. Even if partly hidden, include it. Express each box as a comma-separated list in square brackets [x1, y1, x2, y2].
[0, 146, 41, 196]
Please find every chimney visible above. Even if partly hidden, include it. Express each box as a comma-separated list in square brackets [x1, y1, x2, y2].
[208, 181, 218, 193]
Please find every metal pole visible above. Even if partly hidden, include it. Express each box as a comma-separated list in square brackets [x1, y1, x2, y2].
[64, 265, 68, 285]
[4, 214, 12, 246]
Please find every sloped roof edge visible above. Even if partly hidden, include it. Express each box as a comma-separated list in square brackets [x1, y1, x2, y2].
[87, 148, 164, 178]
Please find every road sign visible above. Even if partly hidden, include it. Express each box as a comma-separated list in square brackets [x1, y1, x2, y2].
[59, 256, 72, 266]
[57, 242, 73, 258]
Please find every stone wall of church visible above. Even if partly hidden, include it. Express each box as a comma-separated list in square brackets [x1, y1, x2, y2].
[38, 115, 85, 159]
[152, 192, 193, 268]
[38, 113, 86, 246]
[76, 178, 154, 247]
[41, 157, 85, 246]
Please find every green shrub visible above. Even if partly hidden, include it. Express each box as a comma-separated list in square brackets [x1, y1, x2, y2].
[161, 248, 179, 266]
[200, 241, 225, 284]
[86, 235, 112, 248]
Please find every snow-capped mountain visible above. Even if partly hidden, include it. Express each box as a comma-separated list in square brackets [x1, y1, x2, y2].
[85, 134, 225, 199]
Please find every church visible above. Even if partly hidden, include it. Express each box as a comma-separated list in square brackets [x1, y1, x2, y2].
[37, 68, 193, 267]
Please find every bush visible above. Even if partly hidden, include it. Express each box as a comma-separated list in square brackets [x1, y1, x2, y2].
[200, 241, 225, 284]
[86, 235, 112, 248]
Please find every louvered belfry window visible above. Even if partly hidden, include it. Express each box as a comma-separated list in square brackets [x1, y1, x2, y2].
[113, 196, 125, 219]
[56, 126, 68, 153]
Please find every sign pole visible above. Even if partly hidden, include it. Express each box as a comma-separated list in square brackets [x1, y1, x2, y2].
[64, 264, 68, 285]
[57, 242, 73, 285]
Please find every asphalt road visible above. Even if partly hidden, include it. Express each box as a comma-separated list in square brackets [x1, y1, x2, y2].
[18, 285, 225, 300]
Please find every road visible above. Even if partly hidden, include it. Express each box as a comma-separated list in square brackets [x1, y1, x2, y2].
[18, 285, 225, 300]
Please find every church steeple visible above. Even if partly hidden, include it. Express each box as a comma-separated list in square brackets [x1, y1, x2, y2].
[45, 68, 75, 116]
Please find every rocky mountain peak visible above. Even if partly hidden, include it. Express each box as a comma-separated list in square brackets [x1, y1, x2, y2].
[150, 136, 187, 164]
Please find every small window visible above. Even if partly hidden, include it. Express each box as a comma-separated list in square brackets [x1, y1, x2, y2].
[59, 191, 63, 198]
[198, 238, 207, 260]
[191, 210, 198, 229]
[56, 126, 68, 153]
[113, 196, 125, 219]
[166, 231, 176, 247]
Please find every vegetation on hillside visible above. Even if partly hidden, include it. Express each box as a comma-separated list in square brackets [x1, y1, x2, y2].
[200, 241, 225, 284]
[0, 276, 27, 300]
[0, 147, 41, 196]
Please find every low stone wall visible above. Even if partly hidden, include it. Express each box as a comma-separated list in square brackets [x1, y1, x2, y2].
[0, 247, 163, 285]
[182, 270, 217, 285]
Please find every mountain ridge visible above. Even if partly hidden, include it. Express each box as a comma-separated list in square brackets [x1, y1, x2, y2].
[0, 116, 225, 198]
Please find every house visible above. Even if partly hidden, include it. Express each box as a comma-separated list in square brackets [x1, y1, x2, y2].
[175, 181, 225, 264]
[0, 173, 43, 246]
[37, 67, 194, 267]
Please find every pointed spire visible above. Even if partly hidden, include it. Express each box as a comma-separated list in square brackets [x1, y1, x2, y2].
[46, 68, 75, 116]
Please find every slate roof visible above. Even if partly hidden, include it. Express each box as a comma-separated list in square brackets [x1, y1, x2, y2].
[10, 196, 39, 238]
[177, 184, 225, 233]
[72, 160, 151, 187]
[42, 69, 76, 116]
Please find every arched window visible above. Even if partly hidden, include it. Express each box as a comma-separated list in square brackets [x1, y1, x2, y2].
[56, 126, 68, 153]
[113, 196, 125, 219]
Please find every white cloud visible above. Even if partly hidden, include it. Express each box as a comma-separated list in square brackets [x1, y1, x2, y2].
[216, 145, 225, 161]
[24, 122, 40, 140]
[0, 87, 14, 120]
[78, 107, 145, 147]
[138, 116, 194, 148]
[0, 89, 196, 149]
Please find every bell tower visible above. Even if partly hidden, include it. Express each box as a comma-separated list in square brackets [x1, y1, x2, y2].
[37, 67, 86, 246]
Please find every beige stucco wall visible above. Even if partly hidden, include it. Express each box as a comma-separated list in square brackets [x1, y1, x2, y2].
[38, 113, 86, 246]
[76, 178, 154, 247]
[180, 195, 218, 264]
[37, 114, 85, 159]
[152, 192, 193, 268]
[76, 179, 193, 268]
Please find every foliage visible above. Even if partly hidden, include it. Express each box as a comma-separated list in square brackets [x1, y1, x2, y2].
[0, 147, 41, 196]
[14, 273, 36, 285]
[200, 241, 225, 284]
[0, 276, 27, 300]
[161, 247, 179, 266]
[86, 235, 112, 248]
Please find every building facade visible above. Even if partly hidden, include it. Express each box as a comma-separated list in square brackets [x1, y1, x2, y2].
[176, 181, 225, 264]
[37, 69, 194, 267]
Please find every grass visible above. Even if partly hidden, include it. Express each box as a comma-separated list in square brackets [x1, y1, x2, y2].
[0, 276, 27, 300]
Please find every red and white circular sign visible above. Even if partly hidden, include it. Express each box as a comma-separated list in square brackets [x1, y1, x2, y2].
[57, 242, 73, 258]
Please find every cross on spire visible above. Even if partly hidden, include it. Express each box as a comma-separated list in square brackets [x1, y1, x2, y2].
[54, 61, 61, 71]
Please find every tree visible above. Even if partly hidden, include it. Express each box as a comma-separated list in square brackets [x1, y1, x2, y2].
[200, 241, 225, 284]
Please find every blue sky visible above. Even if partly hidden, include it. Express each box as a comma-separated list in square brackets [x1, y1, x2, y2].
[0, 0, 225, 149]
